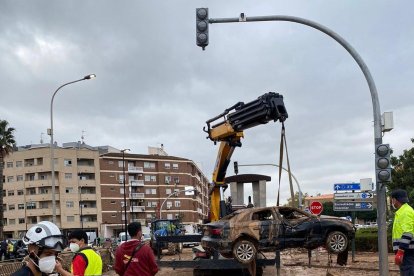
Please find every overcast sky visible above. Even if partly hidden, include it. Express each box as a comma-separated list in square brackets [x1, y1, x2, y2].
[1, 1, 413, 206]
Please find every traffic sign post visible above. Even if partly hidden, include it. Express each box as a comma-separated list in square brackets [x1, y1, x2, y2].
[309, 201, 323, 215]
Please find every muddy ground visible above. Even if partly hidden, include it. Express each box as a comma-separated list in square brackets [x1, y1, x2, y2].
[103, 247, 401, 276]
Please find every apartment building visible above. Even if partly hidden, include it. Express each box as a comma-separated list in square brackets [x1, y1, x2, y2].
[100, 152, 210, 238]
[2, 143, 210, 239]
[2, 142, 101, 238]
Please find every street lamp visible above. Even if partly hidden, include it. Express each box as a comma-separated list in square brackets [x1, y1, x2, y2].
[237, 163, 303, 208]
[121, 149, 130, 241]
[159, 188, 197, 219]
[49, 74, 96, 223]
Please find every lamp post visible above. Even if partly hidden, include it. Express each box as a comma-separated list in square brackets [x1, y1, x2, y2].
[49, 74, 96, 224]
[237, 163, 303, 208]
[121, 149, 130, 241]
[159, 188, 197, 219]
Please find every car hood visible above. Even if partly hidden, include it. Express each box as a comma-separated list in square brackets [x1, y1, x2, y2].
[319, 215, 354, 227]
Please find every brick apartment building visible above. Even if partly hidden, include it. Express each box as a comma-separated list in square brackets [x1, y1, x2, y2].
[2, 143, 209, 240]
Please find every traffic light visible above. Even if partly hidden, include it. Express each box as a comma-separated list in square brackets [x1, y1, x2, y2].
[376, 144, 391, 182]
[196, 8, 209, 50]
[234, 161, 238, 175]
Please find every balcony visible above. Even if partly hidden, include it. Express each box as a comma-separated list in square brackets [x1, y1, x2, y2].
[128, 166, 143, 174]
[130, 206, 145, 212]
[130, 180, 144, 187]
[130, 193, 145, 199]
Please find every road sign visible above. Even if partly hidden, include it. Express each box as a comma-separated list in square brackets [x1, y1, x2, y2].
[334, 201, 374, 211]
[360, 178, 374, 191]
[334, 183, 360, 191]
[334, 192, 374, 200]
[310, 201, 323, 215]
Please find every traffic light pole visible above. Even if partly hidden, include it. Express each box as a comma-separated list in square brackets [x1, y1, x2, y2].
[201, 13, 388, 275]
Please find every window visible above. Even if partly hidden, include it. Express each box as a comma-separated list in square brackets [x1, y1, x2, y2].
[39, 173, 47, 180]
[26, 173, 35, 181]
[39, 202, 48, 209]
[36, 158, 43, 166]
[66, 187, 74, 194]
[64, 159, 72, 166]
[151, 202, 157, 207]
[16, 161, 22, 167]
[167, 214, 173, 220]
[145, 175, 157, 182]
[165, 176, 171, 184]
[110, 201, 116, 204]
[6, 162, 13, 168]
[7, 176, 13, 182]
[9, 219, 15, 225]
[17, 175, 23, 181]
[26, 202, 36, 210]
[39, 187, 48, 194]
[166, 201, 172, 209]
[175, 201, 181, 208]
[173, 163, 178, 170]
[144, 162, 155, 169]
[145, 189, 151, 195]
[166, 188, 171, 195]
[146, 214, 153, 219]
[174, 177, 180, 184]
[164, 163, 171, 169]
[67, 216, 75, 222]
[7, 190, 14, 196]
[9, 204, 15, 211]
[17, 190, 24, 196]
[65, 173, 72, 179]
[118, 161, 124, 168]
[110, 187, 115, 192]
[147, 201, 152, 207]
[19, 218, 25, 224]
[108, 161, 114, 165]
[66, 201, 74, 208]
[28, 188, 36, 195]
[151, 189, 156, 195]
[18, 204, 24, 210]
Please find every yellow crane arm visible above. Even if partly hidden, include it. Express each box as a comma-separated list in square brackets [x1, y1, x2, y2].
[204, 92, 288, 222]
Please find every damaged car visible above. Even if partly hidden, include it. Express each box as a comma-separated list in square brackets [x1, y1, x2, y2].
[201, 206, 355, 264]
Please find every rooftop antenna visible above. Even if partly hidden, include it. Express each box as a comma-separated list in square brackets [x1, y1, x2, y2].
[81, 130, 86, 144]
[40, 132, 45, 144]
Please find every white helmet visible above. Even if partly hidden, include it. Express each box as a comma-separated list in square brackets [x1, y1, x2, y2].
[23, 221, 66, 251]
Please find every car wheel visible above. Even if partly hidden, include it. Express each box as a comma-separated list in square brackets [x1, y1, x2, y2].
[233, 239, 257, 264]
[326, 231, 348, 254]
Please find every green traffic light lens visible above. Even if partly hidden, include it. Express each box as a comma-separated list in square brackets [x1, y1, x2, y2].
[197, 33, 208, 43]
[378, 170, 391, 181]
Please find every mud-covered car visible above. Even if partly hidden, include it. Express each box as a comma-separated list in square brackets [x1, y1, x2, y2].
[201, 206, 355, 264]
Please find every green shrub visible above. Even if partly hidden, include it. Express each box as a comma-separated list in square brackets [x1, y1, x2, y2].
[354, 227, 393, 252]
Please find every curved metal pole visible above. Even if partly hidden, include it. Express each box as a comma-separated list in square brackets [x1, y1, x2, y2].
[159, 188, 196, 219]
[239, 163, 303, 208]
[210, 15, 386, 274]
[50, 78, 88, 224]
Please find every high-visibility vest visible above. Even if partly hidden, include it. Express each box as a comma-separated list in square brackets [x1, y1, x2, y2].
[392, 203, 414, 251]
[71, 247, 103, 276]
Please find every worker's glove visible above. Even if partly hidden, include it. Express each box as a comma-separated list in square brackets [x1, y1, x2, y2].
[395, 249, 405, 266]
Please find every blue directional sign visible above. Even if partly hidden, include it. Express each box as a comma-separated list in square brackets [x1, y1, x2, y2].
[333, 183, 360, 191]
[334, 201, 374, 211]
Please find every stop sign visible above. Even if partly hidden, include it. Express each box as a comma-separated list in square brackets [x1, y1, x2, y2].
[309, 201, 323, 215]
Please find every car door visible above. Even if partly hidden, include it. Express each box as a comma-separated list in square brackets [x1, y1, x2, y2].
[277, 207, 319, 249]
[250, 208, 279, 248]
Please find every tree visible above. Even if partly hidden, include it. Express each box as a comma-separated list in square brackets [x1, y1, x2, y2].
[0, 120, 16, 239]
[285, 191, 308, 208]
[388, 138, 414, 203]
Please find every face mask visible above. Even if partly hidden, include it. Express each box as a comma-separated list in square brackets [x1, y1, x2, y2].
[70, 243, 80, 252]
[38, 255, 56, 274]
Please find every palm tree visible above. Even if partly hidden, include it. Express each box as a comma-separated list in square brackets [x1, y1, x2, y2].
[0, 120, 16, 239]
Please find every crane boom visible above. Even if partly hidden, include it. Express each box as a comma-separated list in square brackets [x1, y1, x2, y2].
[204, 92, 288, 221]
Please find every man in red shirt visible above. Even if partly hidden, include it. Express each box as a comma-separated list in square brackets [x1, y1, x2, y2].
[115, 222, 158, 276]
